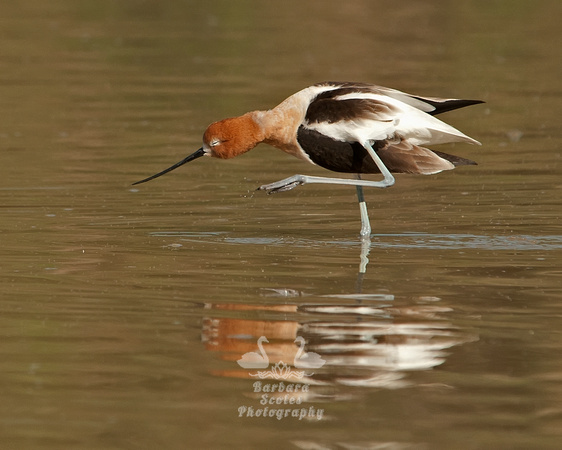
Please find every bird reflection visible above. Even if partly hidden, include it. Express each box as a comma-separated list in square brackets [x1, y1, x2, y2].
[201, 292, 477, 392]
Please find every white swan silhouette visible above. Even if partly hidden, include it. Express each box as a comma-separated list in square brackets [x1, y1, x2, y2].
[237, 336, 269, 369]
[293, 336, 326, 369]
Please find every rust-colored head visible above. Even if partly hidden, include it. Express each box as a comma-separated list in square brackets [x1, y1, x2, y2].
[203, 113, 264, 159]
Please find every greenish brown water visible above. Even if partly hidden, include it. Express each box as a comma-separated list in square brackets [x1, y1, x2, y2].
[1, 1, 561, 449]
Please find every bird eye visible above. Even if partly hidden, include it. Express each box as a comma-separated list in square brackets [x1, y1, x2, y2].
[210, 139, 220, 147]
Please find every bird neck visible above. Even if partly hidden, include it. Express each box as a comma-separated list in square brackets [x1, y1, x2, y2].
[294, 340, 304, 359]
[257, 337, 267, 355]
[236, 111, 267, 145]
[253, 103, 304, 157]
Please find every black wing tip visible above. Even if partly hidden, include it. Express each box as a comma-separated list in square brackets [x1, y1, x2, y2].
[417, 97, 485, 116]
[460, 159, 478, 166]
[457, 99, 486, 108]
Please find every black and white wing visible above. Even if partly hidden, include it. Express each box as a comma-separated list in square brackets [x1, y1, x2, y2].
[296, 82, 481, 175]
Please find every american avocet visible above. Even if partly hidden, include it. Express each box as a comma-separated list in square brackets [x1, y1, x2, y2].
[133, 82, 482, 236]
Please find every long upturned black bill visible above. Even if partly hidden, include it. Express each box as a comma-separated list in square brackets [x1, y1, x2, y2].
[132, 147, 206, 185]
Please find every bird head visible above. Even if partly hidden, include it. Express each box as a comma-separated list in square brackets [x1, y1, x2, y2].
[132, 113, 263, 186]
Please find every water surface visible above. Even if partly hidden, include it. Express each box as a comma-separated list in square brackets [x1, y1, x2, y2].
[1, 1, 561, 449]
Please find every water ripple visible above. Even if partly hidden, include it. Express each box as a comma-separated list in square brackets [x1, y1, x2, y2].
[149, 231, 562, 251]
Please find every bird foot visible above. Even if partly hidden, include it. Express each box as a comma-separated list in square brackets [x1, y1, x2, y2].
[257, 177, 305, 194]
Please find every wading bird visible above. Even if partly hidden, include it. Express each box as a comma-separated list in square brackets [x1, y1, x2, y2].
[133, 82, 482, 236]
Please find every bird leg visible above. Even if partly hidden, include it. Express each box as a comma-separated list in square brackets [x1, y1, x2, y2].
[258, 141, 394, 237]
[258, 141, 395, 193]
[355, 177, 371, 238]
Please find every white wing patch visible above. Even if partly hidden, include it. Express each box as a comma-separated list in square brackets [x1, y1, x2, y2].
[304, 90, 480, 146]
